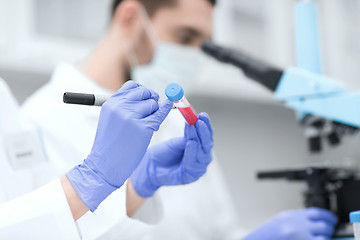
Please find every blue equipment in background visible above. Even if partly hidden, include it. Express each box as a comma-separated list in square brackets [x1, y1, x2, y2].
[202, 0, 359, 153]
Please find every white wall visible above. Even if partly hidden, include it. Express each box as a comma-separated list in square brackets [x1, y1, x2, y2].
[1, 0, 359, 99]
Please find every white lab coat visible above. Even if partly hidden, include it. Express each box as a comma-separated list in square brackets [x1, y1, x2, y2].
[22, 63, 243, 239]
[0, 78, 80, 239]
[0, 78, 58, 201]
[20, 66, 163, 240]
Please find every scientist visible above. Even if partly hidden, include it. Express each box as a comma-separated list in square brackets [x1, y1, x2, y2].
[0, 79, 176, 238]
[22, 0, 337, 239]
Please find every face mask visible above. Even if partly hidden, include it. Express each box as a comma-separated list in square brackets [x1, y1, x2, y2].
[131, 42, 204, 99]
[128, 8, 205, 99]
[125, 7, 157, 70]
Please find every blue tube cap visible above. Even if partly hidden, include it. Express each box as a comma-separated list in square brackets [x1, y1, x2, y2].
[165, 83, 184, 102]
[350, 211, 360, 223]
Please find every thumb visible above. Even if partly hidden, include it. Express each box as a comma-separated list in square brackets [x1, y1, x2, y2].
[164, 137, 187, 154]
[145, 99, 173, 131]
[151, 137, 186, 165]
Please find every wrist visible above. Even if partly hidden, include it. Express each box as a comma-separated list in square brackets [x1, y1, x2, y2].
[126, 180, 146, 217]
[66, 162, 118, 212]
[130, 165, 160, 198]
[61, 176, 89, 221]
[131, 176, 159, 199]
[85, 153, 129, 188]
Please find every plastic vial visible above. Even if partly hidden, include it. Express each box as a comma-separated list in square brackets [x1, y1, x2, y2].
[165, 83, 198, 125]
[350, 211, 360, 239]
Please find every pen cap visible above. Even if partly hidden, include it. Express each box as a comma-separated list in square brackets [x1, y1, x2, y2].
[165, 83, 184, 102]
[63, 92, 95, 105]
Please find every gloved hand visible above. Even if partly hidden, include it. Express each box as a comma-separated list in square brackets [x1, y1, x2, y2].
[66, 81, 173, 212]
[131, 112, 214, 198]
[244, 207, 338, 240]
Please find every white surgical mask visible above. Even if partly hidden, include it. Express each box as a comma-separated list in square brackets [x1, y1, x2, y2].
[128, 9, 205, 99]
[132, 42, 204, 100]
[124, 7, 157, 70]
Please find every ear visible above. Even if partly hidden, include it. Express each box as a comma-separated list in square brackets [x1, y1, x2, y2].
[112, 0, 143, 36]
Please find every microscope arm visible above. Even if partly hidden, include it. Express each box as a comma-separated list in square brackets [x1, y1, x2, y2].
[202, 41, 357, 126]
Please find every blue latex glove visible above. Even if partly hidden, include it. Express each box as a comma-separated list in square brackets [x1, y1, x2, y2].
[131, 112, 214, 198]
[244, 208, 338, 240]
[66, 81, 173, 212]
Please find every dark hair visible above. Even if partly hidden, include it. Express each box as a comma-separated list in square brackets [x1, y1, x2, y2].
[112, 0, 216, 17]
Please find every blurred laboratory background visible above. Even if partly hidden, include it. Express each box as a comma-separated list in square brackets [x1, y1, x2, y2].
[1, 0, 360, 231]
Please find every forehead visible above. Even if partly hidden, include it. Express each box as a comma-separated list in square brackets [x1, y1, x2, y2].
[150, 0, 213, 38]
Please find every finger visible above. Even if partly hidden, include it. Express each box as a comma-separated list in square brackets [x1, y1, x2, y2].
[198, 112, 213, 137]
[195, 119, 214, 154]
[183, 140, 198, 170]
[149, 89, 160, 102]
[184, 126, 212, 165]
[125, 85, 154, 101]
[116, 80, 140, 94]
[199, 153, 212, 165]
[185, 124, 199, 142]
[310, 221, 335, 237]
[306, 208, 338, 225]
[135, 99, 159, 119]
[144, 99, 173, 131]
[182, 140, 210, 184]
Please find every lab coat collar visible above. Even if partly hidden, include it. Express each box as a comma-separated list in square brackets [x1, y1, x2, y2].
[50, 63, 114, 96]
[0, 78, 22, 134]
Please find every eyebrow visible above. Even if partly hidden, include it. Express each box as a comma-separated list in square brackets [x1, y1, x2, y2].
[175, 26, 204, 38]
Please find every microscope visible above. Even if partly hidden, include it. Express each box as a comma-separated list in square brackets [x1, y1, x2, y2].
[202, 1, 360, 154]
[257, 167, 360, 238]
[201, 1, 360, 238]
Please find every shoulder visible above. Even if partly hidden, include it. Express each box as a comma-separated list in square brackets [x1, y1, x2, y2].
[21, 80, 60, 118]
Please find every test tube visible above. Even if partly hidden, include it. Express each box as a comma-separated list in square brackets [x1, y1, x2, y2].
[350, 211, 360, 239]
[165, 83, 198, 125]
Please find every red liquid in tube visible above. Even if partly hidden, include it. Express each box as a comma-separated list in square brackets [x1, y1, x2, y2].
[177, 106, 198, 126]
[165, 83, 199, 125]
